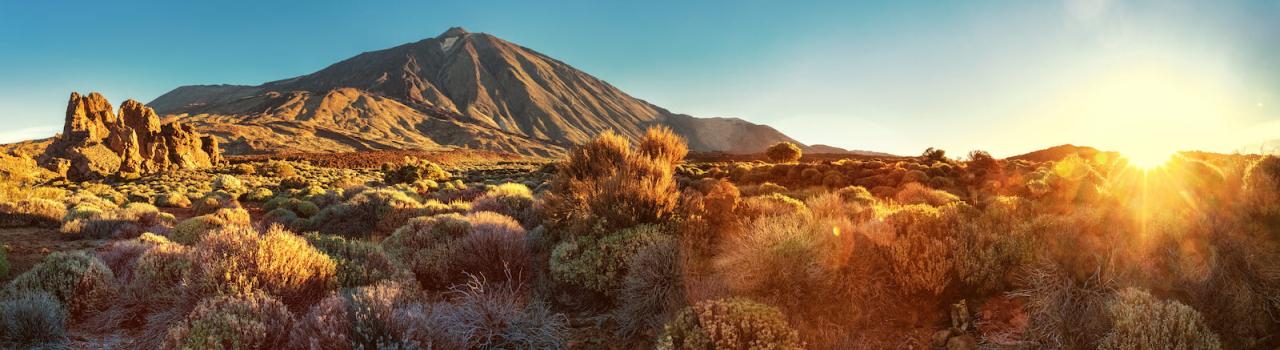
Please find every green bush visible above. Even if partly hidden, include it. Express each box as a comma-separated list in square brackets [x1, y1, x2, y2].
[1098, 288, 1222, 350]
[550, 224, 667, 295]
[615, 237, 685, 337]
[303, 233, 398, 289]
[156, 191, 192, 208]
[0, 246, 8, 279]
[0, 199, 65, 227]
[170, 208, 251, 245]
[211, 174, 243, 193]
[382, 158, 451, 185]
[0, 291, 68, 348]
[192, 225, 337, 311]
[383, 212, 527, 290]
[243, 187, 274, 202]
[4, 251, 115, 319]
[163, 292, 292, 349]
[470, 183, 541, 228]
[765, 142, 802, 163]
[126, 243, 195, 315]
[657, 298, 803, 350]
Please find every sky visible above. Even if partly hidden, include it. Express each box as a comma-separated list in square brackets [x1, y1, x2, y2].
[0, 0, 1277, 157]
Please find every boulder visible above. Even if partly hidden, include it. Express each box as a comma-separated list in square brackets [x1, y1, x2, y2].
[40, 92, 222, 179]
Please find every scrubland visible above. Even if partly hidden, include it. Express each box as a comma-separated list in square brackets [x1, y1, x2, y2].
[0, 127, 1277, 349]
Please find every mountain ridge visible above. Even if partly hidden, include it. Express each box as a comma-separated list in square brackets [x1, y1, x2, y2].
[148, 27, 805, 156]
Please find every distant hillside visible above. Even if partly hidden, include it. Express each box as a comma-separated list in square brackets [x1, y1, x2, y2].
[805, 144, 897, 157]
[1007, 144, 1116, 162]
[150, 27, 803, 156]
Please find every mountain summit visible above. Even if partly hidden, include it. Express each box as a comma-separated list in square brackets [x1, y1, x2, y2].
[149, 28, 802, 156]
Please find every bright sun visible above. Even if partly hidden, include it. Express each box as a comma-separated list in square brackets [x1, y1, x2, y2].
[1037, 64, 1238, 169]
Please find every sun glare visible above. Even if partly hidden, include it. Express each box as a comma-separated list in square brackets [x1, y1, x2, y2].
[1124, 149, 1174, 170]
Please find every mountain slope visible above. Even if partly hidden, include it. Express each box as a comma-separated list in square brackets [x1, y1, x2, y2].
[150, 27, 801, 156]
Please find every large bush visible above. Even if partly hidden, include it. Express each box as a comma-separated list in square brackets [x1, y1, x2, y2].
[543, 127, 686, 238]
[657, 298, 803, 350]
[304, 233, 398, 289]
[382, 158, 451, 185]
[1098, 288, 1221, 350]
[765, 142, 802, 163]
[192, 225, 337, 311]
[383, 212, 528, 291]
[470, 183, 541, 228]
[550, 224, 667, 295]
[615, 238, 686, 337]
[163, 292, 293, 349]
[4, 251, 115, 319]
[396, 278, 567, 349]
[0, 291, 68, 348]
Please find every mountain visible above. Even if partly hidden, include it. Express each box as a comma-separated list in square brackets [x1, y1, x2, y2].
[804, 144, 897, 157]
[1007, 144, 1115, 162]
[150, 27, 802, 157]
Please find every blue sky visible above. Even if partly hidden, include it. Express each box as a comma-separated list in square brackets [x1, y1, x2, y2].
[1, 0, 1277, 156]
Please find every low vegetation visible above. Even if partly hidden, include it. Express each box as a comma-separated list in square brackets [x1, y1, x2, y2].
[0, 131, 1276, 349]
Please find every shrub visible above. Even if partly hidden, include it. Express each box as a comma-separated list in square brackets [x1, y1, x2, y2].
[244, 187, 274, 202]
[126, 243, 195, 316]
[657, 298, 802, 350]
[737, 193, 807, 220]
[0, 291, 68, 348]
[469, 183, 541, 228]
[719, 213, 838, 316]
[615, 238, 685, 337]
[191, 192, 238, 216]
[1098, 288, 1221, 350]
[1014, 263, 1114, 349]
[679, 178, 741, 253]
[211, 174, 244, 193]
[193, 225, 337, 311]
[400, 277, 567, 349]
[163, 292, 292, 349]
[305, 188, 425, 237]
[895, 182, 960, 206]
[0, 199, 65, 227]
[877, 204, 957, 297]
[543, 127, 685, 239]
[550, 224, 667, 295]
[383, 212, 527, 290]
[170, 207, 251, 245]
[288, 293, 351, 350]
[4, 251, 114, 319]
[382, 158, 451, 185]
[0, 246, 8, 279]
[304, 233, 398, 289]
[156, 191, 192, 208]
[232, 163, 257, 175]
[765, 142, 802, 163]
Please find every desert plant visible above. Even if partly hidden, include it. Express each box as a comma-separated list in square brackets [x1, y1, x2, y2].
[550, 224, 668, 295]
[0, 198, 65, 227]
[303, 233, 398, 289]
[615, 238, 686, 338]
[1097, 288, 1221, 350]
[192, 225, 337, 311]
[170, 207, 251, 245]
[895, 182, 960, 206]
[383, 212, 527, 291]
[469, 183, 541, 228]
[400, 276, 567, 349]
[766, 142, 802, 163]
[657, 297, 803, 350]
[211, 174, 243, 193]
[163, 292, 293, 350]
[156, 191, 192, 208]
[4, 251, 115, 319]
[0, 246, 8, 279]
[382, 158, 451, 185]
[0, 291, 68, 348]
[542, 127, 685, 239]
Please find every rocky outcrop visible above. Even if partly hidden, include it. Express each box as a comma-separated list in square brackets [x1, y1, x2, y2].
[40, 92, 222, 180]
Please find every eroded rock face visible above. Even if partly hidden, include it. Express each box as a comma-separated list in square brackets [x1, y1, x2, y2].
[40, 92, 222, 179]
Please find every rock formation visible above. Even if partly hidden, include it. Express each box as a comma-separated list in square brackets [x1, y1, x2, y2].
[40, 92, 223, 180]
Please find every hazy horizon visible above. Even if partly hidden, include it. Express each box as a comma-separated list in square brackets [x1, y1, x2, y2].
[1, 0, 1276, 158]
